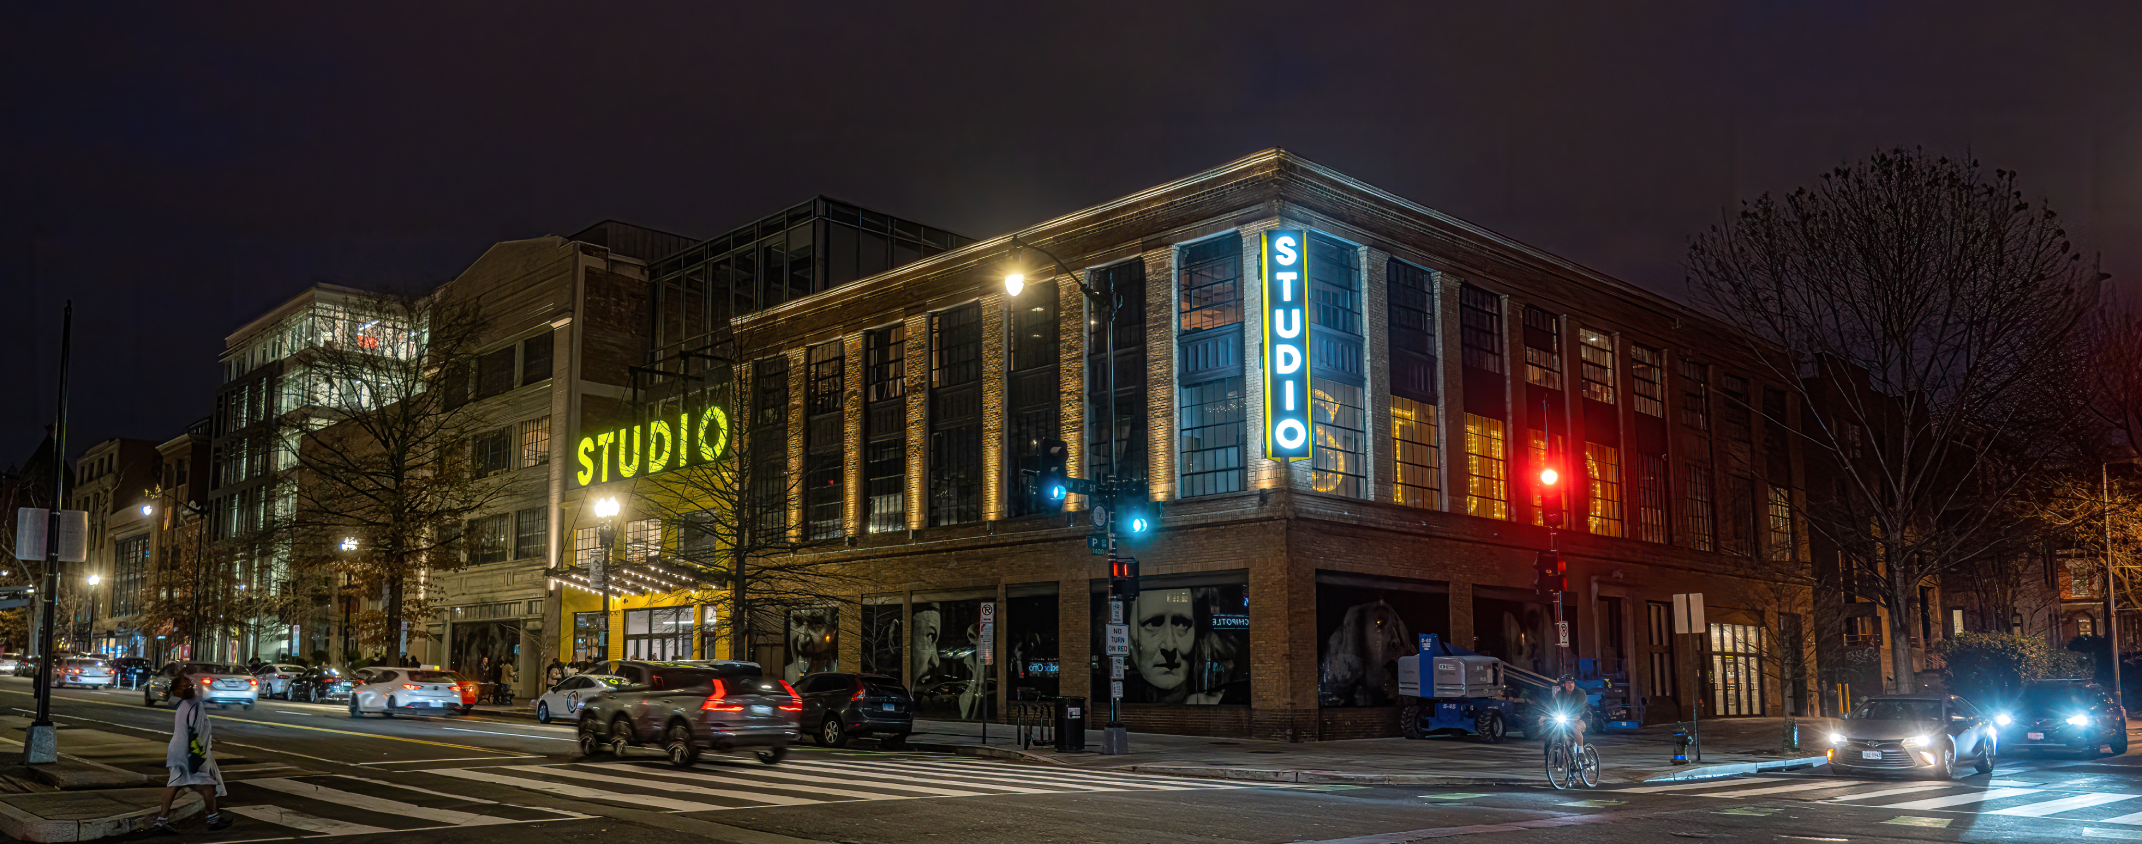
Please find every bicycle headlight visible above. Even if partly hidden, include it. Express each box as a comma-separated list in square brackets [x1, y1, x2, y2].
[1901, 735, 1929, 748]
[2067, 714, 2092, 727]
[1553, 714, 1572, 726]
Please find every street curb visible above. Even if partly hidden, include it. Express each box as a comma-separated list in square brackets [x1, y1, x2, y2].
[0, 790, 201, 843]
[1638, 754, 1830, 782]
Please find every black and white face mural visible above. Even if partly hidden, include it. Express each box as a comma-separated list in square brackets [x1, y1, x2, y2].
[783, 607, 838, 683]
[1092, 578, 1251, 705]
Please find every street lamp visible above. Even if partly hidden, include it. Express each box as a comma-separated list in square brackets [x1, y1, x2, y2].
[140, 504, 152, 516]
[592, 497, 620, 664]
[1003, 233, 1133, 753]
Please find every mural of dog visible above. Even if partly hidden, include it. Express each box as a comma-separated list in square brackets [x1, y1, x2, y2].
[1318, 600, 1415, 707]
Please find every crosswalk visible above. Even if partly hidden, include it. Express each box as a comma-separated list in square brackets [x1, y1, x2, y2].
[1620, 775, 2142, 824]
[208, 754, 1275, 839]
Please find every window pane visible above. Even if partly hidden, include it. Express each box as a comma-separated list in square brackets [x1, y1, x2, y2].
[1585, 442, 1622, 538]
[1391, 396, 1440, 509]
[1310, 382, 1365, 499]
[1464, 414, 1508, 520]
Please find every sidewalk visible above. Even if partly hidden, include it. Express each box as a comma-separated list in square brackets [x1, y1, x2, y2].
[896, 716, 1836, 786]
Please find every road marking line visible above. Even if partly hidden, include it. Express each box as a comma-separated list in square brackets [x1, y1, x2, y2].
[358, 756, 544, 765]
[1822, 783, 1956, 802]
[2088, 809, 2142, 825]
[225, 805, 392, 835]
[249, 778, 512, 826]
[790, 758, 1240, 790]
[1986, 792, 2142, 816]
[781, 759, 1125, 792]
[1881, 816, 1951, 828]
[1693, 779, 1895, 799]
[537, 765, 920, 802]
[2079, 829, 2142, 840]
[208, 713, 521, 753]
[618, 763, 1014, 798]
[1620, 777, 1792, 794]
[1419, 793, 1487, 800]
[430, 768, 732, 812]
[1874, 786, 2041, 810]
[440, 727, 576, 741]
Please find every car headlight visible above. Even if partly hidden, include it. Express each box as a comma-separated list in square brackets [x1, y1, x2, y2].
[1829, 732, 1848, 745]
[2068, 714, 2092, 727]
[1994, 713, 2013, 726]
[1902, 735, 1929, 748]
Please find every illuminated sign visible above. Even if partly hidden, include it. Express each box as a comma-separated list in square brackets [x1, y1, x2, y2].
[574, 407, 730, 486]
[1262, 230, 1311, 460]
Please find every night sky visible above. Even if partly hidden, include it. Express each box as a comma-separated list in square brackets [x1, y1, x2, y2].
[6, 2, 2139, 464]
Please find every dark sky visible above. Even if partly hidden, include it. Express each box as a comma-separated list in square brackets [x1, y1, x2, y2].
[5, 2, 2138, 464]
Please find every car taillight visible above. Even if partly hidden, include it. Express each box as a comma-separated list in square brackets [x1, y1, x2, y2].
[199, 678, 212, 686]
[68, 668, 80, 674]
[853, 680, 867, 702]
[779, 680, 803, 712]
[248, 678, 258, 687]
[402, 684, 420, 690]
[701, 678, 744, 712]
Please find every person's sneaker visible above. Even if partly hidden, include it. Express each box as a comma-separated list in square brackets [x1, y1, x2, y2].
[146, 817, 179, 836]
[204, 812, 232, 831]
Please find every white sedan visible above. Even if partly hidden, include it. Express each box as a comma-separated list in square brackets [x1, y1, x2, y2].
[348, 668, 466, 717]
[533, 673, 623, 723]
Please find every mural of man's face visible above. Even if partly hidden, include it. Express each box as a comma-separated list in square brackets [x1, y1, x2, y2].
[1131, 589, 1195, 691]
[911, 609, 942, 680]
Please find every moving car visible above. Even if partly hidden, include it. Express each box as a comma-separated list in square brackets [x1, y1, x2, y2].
[1827, 694, 1996, 779]
[253, 662, 308, 699]
[0, 653, 24, 674]
[534, 673, 623, 724]
[289, 667, 354, 703]
[349, 668, 465, 717]
[143, 662, 259, 710]
[797, 671, 913, 748]
[575, 661, 799, 768]
[111, 657, 154, 689]
[52, 657, 115, 689]
[1990, 679, 2129, 756]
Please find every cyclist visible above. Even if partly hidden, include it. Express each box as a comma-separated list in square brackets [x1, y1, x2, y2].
[1547, 674, 1590, 748]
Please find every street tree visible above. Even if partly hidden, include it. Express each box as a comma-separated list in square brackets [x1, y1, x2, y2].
[1689, 147, 2103, 693]
[278, 291, 528, 656]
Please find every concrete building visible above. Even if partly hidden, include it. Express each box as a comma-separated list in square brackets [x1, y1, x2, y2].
[556, 149, 1814, 740]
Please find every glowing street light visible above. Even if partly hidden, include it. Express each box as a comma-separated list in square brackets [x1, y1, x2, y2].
[593, 497, 621, 518]
[140, 504, 153, 516]
[1003, 272, 1025, 298]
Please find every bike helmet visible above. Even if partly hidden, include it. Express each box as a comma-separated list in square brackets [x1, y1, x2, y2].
[1557, 674, 1576, 684]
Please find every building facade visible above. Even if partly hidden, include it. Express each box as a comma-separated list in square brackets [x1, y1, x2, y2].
[71, 437, 160, 656]
[556, 150, 1814, 740]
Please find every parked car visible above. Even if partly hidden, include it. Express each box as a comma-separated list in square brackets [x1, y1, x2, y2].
[534, 673, 624, 724]
[1989, 679, 2129, 756]
[253, 663, 308, 699]
[796, 672, 913, 748]
[575, 661, 799, 768]
[1826, 694, 1996, 779]
[349, 668, 464, 717]
[289, 667, 354, 703]
[143, 662, 258, 710]
[52, 657, 115, 689]
[0, 653, 24, 674]
[110, 658, 154, 689]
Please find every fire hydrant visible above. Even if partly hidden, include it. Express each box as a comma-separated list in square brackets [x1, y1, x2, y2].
[1671, 724, 1694, 764]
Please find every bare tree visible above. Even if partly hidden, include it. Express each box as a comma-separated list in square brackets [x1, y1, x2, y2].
[276, 291, 528, 655]
[1689, 147, 2103, 692]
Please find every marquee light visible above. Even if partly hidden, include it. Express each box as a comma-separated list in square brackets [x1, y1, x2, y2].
[575, 406, 730, 486]
[1263, 230, 1312, 460]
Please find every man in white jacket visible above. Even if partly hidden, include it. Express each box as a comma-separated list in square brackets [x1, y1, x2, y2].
[150, 676, 231, 833]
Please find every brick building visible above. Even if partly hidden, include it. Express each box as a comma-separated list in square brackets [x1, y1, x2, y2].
[69, 437, 160, 655]
[566, 149, 1815, 740]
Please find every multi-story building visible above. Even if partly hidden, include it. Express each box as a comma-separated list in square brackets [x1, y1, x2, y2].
[555, 150, 1814, 740]
[71, 438, 160, 656]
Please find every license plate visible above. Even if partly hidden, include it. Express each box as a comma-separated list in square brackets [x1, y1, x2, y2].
[882, 703, 895, 711]
[1861, 750, 1882, 760]
[2028, 732, 2044, 740]
[749, 705, 772, 716]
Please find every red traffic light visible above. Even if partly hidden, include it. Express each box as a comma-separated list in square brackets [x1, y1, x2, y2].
[1539, 467, 1559, 486]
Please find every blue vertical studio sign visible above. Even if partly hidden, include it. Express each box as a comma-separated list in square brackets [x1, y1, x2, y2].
[1263, 230, 1311, 460]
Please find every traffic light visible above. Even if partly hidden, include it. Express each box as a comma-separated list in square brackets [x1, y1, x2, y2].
[1036, 438, 1069, 510]
[1112, 478, 1154, 543]
[1534, 550, 1567, 595]
[1110, 556, 1141, 600]
[1538, 465, 1565, 528]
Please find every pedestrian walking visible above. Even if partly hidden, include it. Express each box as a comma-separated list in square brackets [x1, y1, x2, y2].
[498, 659, 517, 703]
[151, 676, 230, 834]
[545, 659, 565, 688]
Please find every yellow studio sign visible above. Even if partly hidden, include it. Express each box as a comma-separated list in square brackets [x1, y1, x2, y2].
[575, 407, 730, 486]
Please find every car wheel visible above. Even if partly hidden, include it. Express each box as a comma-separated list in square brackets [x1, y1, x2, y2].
[665, 723, 700, 768]
[1932, 743, 1956, 780]
[537, 702, 551, 724]
[607, 717, 635, 756]
[142, 690, 153, 707]
[755, 746, 788, 765]
[384, 696, 397, 718]
[1975, 740, 1994, 775]
[578, 717, 607, 757]
[822, 716, 850, 748]
[349, 698, 361, 718]
[1478, 711, 1507, 744]
[2114, 728, 2131, 756]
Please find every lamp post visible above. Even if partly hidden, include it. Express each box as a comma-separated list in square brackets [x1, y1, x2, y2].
[1004, 234, 1131, 753]
[592, 497, 621, 664]
[83, 574, 101, 655]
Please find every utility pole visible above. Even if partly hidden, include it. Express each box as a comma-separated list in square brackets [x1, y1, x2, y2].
[27, 302, 74, 764]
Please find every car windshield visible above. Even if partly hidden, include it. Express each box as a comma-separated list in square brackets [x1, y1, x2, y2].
[1854, 700, 1942, 721]
[407, 671, 457, 683]
[2021, 686, 2095, 711]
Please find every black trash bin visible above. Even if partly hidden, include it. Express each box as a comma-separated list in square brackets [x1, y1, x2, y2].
[1054, 695, 1086, 752]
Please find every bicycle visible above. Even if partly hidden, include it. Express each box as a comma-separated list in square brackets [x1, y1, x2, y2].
[1541, 711, 1600, 789]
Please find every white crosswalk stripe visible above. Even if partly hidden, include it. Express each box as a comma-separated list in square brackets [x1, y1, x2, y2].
[208, 754, 1285, 839]
[1872, 786, 2041, 810]
[1613, 775, 2142, 825]
[1984, 792, 2141, 816]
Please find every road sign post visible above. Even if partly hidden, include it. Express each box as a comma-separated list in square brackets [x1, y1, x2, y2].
[1673, 592, 1706, 761]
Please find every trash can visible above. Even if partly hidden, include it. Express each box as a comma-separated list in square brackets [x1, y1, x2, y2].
[1054, 696, 1086, 752]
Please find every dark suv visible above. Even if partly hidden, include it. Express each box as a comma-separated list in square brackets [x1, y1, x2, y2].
[797, 672, 914, 748]
[575, 661, 800, 768]
[1991, 679, 2130, 756]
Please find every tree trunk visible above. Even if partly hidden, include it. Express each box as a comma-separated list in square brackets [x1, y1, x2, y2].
[729, 546, 747, 661]
[1887, 566, 1918, 694]
[386, 572, 405, 661]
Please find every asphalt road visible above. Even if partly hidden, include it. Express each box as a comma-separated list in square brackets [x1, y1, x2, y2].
[7, 676, 2142, 844]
